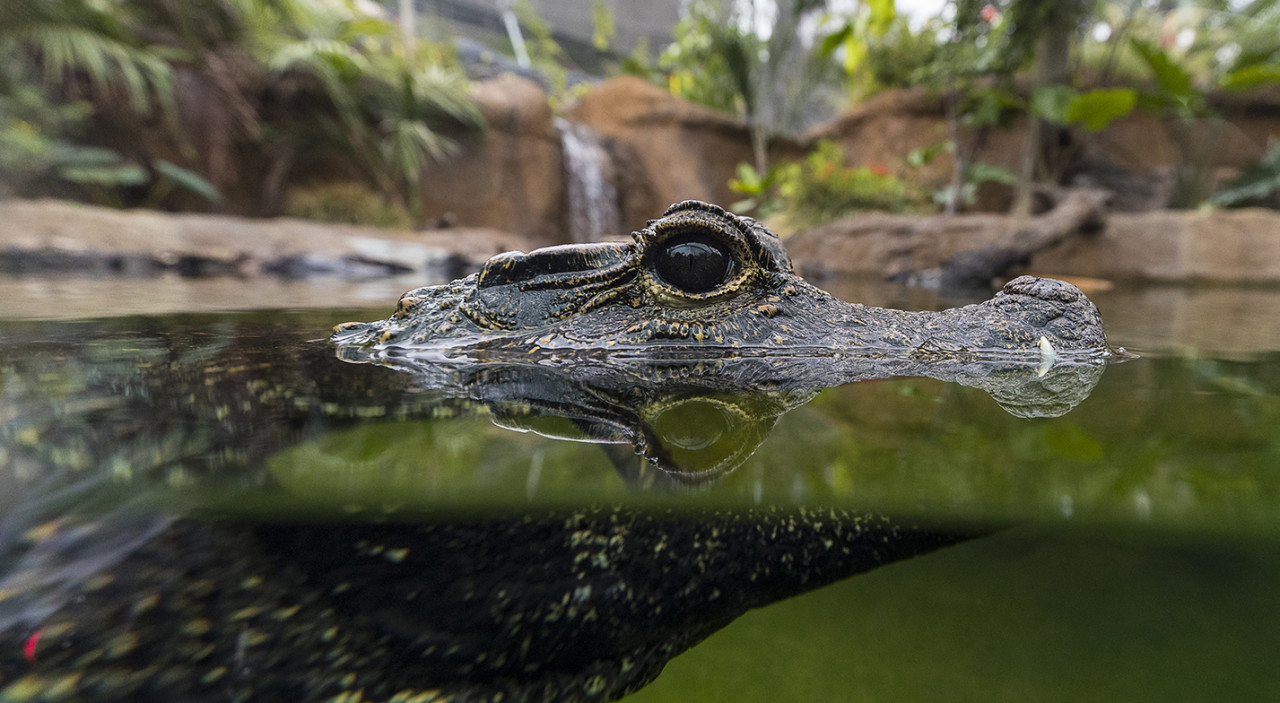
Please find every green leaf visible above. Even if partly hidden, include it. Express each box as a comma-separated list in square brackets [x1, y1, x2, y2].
[818, 25, 853, 58]
[966, 161, 1018, 186]
[1209, 143, 1280, 207]
[867, 0, 897, 37]
[59, 162, 147, 185]
[341, 18, 395, 41]
[906, 142, 948, 168]
[1221, 63, 1280, 91]
[1066, 89, 1137, 131]
[154, 159, 222, 204]
[1130, 39, 1193, 98]
[1030, 85, 1076, 125]
[734, 162, 763, 191]
[49, 144, 125, 168]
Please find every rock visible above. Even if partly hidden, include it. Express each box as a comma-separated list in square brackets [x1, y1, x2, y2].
[807, 88, 956, 186]
[566, 76, 803, 230]
[785, 188, 1110, 288]
[418, 75, 567, 245]
[0, 199, 523, 279]
[786, 198, 1280, 287]
[809, 87, 1275, 212]
[1031, 207, 1280, 283]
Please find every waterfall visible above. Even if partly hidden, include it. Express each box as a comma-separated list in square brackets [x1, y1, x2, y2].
[556, 118, 621, 243]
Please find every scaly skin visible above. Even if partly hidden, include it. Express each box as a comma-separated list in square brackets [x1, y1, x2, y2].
[333, 201, 1115, 363]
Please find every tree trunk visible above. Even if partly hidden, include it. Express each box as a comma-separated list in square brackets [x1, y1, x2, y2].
[1012, 19, 1072, 215]
[398, 0, 416, 53]
[944, 92, 964, 216]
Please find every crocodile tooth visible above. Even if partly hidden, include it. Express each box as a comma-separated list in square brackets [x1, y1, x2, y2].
[1037, 335, 1058, 377]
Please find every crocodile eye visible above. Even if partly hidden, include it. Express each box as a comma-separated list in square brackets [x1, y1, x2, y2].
[652, 232, 736, 294]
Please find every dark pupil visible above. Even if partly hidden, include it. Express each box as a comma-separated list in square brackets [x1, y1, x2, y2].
[653, 233, 734, 294]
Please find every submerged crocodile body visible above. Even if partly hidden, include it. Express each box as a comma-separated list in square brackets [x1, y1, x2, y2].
[0, 322, 973, 702]
[334, 200, 1117, 364]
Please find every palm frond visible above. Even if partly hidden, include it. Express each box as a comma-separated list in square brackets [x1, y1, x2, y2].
[412, 64, 484, 128]
[8, 23, 174, 117]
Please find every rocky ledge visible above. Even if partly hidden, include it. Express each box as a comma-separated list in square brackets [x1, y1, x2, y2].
[0, 199, 524, 280]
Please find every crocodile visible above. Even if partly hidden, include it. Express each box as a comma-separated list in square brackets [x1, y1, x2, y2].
[333, 200, 1119, 365]
[0, 199, 1123, 702]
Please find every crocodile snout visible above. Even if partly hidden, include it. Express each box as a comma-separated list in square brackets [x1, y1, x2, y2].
[477, 242, 631, 290]
[1000, 275, 1084, 303]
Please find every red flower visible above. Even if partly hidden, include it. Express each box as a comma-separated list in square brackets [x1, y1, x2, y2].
[980, 4, 999, 22]
[23, 629, 43, 663]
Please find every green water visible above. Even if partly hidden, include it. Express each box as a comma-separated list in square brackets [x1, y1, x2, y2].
[632, 532, 1280, 702]
[259, 351, 1280, 535]
[2, 281, 1279, 701]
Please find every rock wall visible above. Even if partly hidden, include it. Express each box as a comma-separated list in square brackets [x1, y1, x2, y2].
[566, 76, 804, 232]
[418, 75, 568, 245]
[785, 206, 1280, 285]
[810, 87, 1280, 211]
[413, 75, 804, 243]
[1030, 208, 1280, 283]
[415, 76, 1277, 246]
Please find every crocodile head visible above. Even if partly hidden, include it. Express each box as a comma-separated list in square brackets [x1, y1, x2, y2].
[333, 201, 1116, 363]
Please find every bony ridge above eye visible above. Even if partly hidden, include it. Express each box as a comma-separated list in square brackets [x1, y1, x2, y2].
[651, 229, 737, 294]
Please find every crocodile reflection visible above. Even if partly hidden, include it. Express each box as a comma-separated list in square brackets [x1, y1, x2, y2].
[336, 344, 1108, 485]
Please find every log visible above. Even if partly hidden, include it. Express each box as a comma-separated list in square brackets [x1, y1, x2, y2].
[785, 187, 1111, 290]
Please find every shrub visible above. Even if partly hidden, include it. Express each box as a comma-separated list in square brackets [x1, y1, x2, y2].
[862, 19, 944, 91]
[777, 141, 918, 224]
[284, 182, 412, 229]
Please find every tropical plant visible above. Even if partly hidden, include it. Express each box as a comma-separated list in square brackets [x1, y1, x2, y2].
[1210, 141, 1280, 209]
[268, 27, 482, 220]
[859, 16, 944, 93]
[816, 0, 901, 100]
[284, 180, 413, 227]
[782, 141, 916, 223]
[660, 0, 840, 173]
[1076, 0, 1280, 208]
[733, 140, 926, 225]
[511, 1, 578, 107]
[729, 162, 786, 218]
[0, 0, 481, 219]
[0, 0, 216, 202]
[0, 0, 177, 120]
